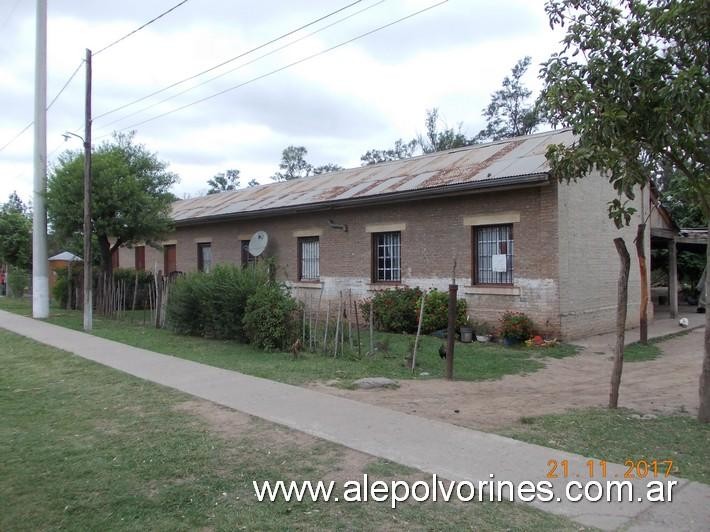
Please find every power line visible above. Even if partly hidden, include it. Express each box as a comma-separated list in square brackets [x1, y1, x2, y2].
[113, 1, 448, 134]
[0, 59, 84, 154]
[93, 0, 366, 121]
[93, 0, 192, 56]
[95, 0, 387, 131]
[0, 0, 22, 31]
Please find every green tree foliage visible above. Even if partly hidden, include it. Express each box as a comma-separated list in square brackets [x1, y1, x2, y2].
[207, 169, 240, 194]
[0, 192, 31, 269]
[271, 146, 342, 181]
[360, 139, 418, 166]
[539, 0, 709, 421]
[418, 108, 470, 153]
[312, 163, 344, 175]
[247, 179, 260, 187]
[47, 132, 178, 274]
[477, 56, 540, 142]
[271, 146, 312, 181]
[660, 171, 706, 229]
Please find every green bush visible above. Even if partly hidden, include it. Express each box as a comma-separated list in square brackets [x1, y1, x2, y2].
[166, 263, 272, 341]
[242, 283, 300, 350]
[52, 266, 82, 308]
[421, 289, 467, 333]
[6, 268, 29, 298]
[361, 287, 467, 334]
[499, 311, 535, 342]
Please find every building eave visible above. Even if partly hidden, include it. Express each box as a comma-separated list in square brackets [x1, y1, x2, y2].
[174, 173, 550, 227]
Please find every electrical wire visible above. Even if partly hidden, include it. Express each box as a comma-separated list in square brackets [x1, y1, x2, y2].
[112, 1, 448, 134]
[0, 0, 22, 31]
[0, 59, 85, 154]
[95, 0, 387, 131]
[93, 0, 365, 121]
[93, 0, 191, 56]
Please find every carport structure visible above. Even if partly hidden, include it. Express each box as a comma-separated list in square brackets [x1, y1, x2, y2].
[651, 202, 708, 317]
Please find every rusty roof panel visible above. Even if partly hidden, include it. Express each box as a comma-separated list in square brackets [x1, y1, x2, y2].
[171, 129, 574, 222]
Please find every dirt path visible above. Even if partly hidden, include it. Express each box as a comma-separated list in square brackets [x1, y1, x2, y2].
[310, 328, 705, 431]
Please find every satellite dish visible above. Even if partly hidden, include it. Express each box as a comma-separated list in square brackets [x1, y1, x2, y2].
[248, 231, 269, 257]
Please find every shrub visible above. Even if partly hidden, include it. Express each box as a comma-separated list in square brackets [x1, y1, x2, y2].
[166, 263, 272, 341]
[421, 289, 467, 334]
[6, 267, 29, 298]
[242, 283, 299, 350]
[52, 266, 83, 308]
[361, 287, 467, 334]
[499, 311, 535, 342]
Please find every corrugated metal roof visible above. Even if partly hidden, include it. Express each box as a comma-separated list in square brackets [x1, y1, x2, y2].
[48, 251, 82, 262]
[173, 128, 574, 223]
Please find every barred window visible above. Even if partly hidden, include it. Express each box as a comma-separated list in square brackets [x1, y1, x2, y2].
[241, 240, 257, 267]
[197, 242, 212, 273]
[298, 237, 320, 281]
[373, 231, 401, 282]
[473, 224, 513, 284]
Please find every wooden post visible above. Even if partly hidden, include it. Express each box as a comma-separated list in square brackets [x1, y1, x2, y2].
[333, 294, 342, 358]
[66, 260, 72, 310]
[669, 238, 678, 319]
[369, 302, 374, 356]
[445, 283, 457, 380]
[411, 291, 426, 373]
[354, 300, 362, 357]
[635, 224, 648, 344]
[609, 237, 631, 409]
[323, 301, 330, 354]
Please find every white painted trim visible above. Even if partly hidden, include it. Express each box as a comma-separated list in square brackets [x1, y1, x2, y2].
[463, 285, 521, 296]
[463, 211, 520, 226]
[290, 281, 323, 289]
[193, 237, 212, 243]
[162, 240, 177, 246]
[365, 223, 406, 233]
[292, 228, 323, 238]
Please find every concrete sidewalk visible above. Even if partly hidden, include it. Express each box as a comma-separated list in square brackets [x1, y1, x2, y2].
[1, 310, 708, 531]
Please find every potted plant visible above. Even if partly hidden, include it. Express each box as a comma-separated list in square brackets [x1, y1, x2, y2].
[459, 316, 474, 343]
[499, 311, 535, 346]
[472, 320, 492, 342]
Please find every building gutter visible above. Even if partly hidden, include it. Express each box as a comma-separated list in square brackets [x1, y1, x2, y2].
[174, 173, 550, 227]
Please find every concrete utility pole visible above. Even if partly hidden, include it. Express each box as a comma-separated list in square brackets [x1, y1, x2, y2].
[32, 0, 49, 318]
[83, 48, 93, 331]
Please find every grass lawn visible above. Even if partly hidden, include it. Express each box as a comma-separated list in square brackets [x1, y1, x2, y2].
[0, 298, 577, 385]
[0, 329, 583, 531]
[501, 409, 710, 484]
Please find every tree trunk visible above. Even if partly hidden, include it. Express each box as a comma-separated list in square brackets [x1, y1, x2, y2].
[98, 234, 113, 275]
[698, 219, 710, 423]
[635, 224, 649, 344]
[610, 237, 631, 409]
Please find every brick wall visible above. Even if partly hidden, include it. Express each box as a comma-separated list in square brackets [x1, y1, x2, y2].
[556, 172, 651, 338]
[166, 183, 562, 336]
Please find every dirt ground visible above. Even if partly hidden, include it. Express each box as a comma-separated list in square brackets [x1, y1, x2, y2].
[309, 328, 706, 431]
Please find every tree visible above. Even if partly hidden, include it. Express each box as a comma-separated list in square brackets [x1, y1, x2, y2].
[477, 56, 540, 142]
[207, 169, 240, 194]
[539, 0, 709, 420]
[418, 108, 470, 153]
[361, 139, 418, 166]
[0, 192, 31, 269]
[271, 146, 312, 181]
[247, 178, 260, 187]
[47, 132, 178, 275]
[313, 163, 343, 175]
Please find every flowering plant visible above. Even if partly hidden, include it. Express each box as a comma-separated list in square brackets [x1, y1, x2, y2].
[499, 311, 535, 342]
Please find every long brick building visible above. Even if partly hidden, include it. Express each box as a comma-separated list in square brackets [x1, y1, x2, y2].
[117, 129, 650, 339]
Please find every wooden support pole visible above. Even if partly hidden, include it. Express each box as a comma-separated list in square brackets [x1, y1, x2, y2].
[635, 224, 648, 344]
[445, 284, 457, 380]
[609, 237, 631, 409]
[669, 238, 678, 319]
[412, 290, 426, 373]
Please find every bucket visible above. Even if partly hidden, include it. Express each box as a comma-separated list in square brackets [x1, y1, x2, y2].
[460, 327, 473, 343]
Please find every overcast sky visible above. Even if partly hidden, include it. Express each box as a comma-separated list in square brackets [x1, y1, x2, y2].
[1, 0, 564, 203]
